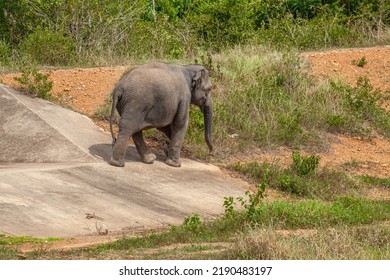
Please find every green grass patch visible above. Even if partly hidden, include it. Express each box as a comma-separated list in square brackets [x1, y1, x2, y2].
[359, 176, 390, 188]
[0, 235, 61, 245]
[228, 151, 361, 200]
[245, 197, 390, 229]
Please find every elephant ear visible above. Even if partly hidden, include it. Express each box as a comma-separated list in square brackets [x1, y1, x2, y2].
[192, 68, 205, 90]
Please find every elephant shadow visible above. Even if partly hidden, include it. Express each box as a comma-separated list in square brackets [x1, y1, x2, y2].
[88, 143, 167, 164]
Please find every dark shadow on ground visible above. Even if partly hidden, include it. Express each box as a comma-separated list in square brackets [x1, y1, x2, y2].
[89, 144, 167, 164]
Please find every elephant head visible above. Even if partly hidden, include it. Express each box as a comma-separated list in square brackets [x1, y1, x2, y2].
[188, 65, 214, 155]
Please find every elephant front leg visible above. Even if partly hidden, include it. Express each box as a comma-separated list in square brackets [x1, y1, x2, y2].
[132, 131, 156, 164]
[110, 129, 131, 167]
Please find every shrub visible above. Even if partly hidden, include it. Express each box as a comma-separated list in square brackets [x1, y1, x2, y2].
[14, 65, 53, 99]
[333, 77, 390, 138]
[291, 150, 320, 176]
[182, 213, 202, 234]
[19, 29, 76, 65]
[0, 40, 10, 65]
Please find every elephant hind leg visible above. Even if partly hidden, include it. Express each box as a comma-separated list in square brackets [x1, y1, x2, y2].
[157, 126, 172, 157]
[132, 131, 156, 164]
[110, 129, 132, 167]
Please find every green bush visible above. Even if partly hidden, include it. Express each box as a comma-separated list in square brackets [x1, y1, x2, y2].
[19, 29, 76, 65]
[332, 78, 390, 138]
[126, 17, 189, 59]
[291, 150, 320, 176]
[14, 65, 53, 99]
[0, 40, 10, 65]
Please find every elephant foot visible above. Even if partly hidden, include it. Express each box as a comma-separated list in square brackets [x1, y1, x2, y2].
[163, 145, 169, 157]
[165, 158, 181, 167]
[142, 153, 156, 164]
[110, 157, 125, 167]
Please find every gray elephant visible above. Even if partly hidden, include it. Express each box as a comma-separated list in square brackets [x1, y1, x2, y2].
[109, 62, 214, 167]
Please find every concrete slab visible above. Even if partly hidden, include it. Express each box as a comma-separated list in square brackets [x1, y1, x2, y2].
[0, 84, 246, 238]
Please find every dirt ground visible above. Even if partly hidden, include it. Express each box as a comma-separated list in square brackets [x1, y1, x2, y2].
[0, 46, 389, 180]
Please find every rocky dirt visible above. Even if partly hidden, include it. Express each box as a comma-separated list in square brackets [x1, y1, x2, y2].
[1, 46, 389, 179]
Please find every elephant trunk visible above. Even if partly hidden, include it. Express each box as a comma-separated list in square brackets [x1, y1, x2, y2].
[202, 98, 214, 155]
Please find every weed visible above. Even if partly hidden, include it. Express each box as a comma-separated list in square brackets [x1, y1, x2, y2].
[229, 153, 364, 200]
[236, 181, 267, 221]
[223, 196, 236, 218]
[352, 56, 368, 67]
[0, 235, 60, 245]
[182, 213, 202, 234]
[14, 65, 53, 100]
[249, 197, 390, 229]
[93, 94, 113, 121]
[359, 176, 390, 188]
[291, 150, 320, 176]
[325, 114, 347, 133]
[349, 78, 390, 137]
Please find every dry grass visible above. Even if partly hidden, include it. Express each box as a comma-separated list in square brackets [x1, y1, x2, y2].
[224, 223, 390, 259]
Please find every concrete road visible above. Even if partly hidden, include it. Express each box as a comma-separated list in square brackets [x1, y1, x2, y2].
[0, 84, 246, 238]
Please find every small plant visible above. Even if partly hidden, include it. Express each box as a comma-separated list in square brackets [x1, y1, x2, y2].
[238, 181, 267, 221]
[352, 56, 367, 67]
[93, 94, 113, 121]
[291, 150, 320, 176]
[182, 213, 202, 234]
[325, 114, 347, 132]
[224, 179, 267, 223]
[14, 65, 53, 100]
[223, 196, 236, 218]
[278, 174, 307, 196]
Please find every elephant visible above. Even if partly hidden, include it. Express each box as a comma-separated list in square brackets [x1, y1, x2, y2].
[109, 62, 214, 167]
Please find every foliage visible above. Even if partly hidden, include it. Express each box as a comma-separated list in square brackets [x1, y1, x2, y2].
[19, 28, 76, 65]
[332, 77, 390, 138]
[0, 40, 10, 65]
[229, 151, 362, 199]
[352, 56, 368, 67]
[182, 213, 202, 234]
[0, 235, 60, 245]
[14, 65, 53, 99]
[226, 195, 390, 229]
[0, 0, 389, 65]
[291, 150, 320, 176]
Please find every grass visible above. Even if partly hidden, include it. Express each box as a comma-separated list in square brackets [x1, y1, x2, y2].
[2, 190, 388, 260]
[359, 176, 390, 188]
[180, 47, 390, 160]
[224, 223, 390, 260]
[244, 197, 390, 229]
[228, 153, 362, 200]
[0, 235, 60, 245]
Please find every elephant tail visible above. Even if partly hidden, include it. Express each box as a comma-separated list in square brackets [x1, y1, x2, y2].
[110, 88, 120, 146]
